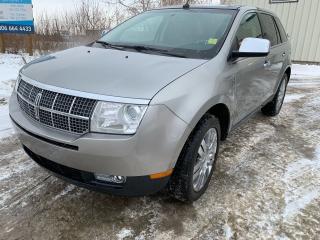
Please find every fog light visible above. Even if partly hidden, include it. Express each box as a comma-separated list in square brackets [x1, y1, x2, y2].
[94, 173, 126, 184]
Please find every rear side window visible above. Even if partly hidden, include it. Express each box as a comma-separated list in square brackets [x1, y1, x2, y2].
[275, 17, 288, 42]
[235, 13, 262, 50]
[259, 13, 280, 46]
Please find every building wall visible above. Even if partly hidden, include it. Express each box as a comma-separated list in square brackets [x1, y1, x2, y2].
[223, 0, 320, 63]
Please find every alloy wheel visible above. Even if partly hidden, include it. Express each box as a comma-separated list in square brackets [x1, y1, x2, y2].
[192, 128, 218, 192]
[276, 79, 286, 112]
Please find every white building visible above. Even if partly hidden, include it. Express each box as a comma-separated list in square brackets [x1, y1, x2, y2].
[223, 0, 320, 63]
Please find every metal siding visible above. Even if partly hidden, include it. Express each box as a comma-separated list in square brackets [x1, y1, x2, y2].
[301, 0, 314, 61]
[307, 0, 319, 61]
[315, 1, 320, 62]
[223, 0, 320, 62]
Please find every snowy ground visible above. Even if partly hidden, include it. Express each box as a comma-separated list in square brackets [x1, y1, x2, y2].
[0, 54, 320, 239]
[0, 54, 35, 139]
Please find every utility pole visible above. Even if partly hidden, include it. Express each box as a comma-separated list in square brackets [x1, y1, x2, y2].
[0, 34, 4, 53]
[27, 34, 33, 56]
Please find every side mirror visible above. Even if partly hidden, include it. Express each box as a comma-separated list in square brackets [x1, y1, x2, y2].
[232, 38, 270, 58]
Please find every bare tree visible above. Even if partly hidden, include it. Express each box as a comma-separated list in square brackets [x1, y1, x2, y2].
[66, 0, 113, 35]
[160, 0, 185, 6]
[105, 0, 215, 18]
[109, 5, 126, 25]
[116, 0, 157, 15]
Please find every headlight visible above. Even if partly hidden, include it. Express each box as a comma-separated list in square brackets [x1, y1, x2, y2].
[90, 101, 147, 134]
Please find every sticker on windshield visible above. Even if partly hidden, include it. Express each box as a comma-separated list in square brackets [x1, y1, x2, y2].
[207, 38, 218, 45]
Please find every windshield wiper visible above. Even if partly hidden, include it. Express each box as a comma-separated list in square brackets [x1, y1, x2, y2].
[95, 41, 126, 51]
[112, 44, 187, 58]
[96, 42, 187, 58]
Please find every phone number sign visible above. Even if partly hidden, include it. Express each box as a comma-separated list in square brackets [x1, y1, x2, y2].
[0, 0, 34, 34]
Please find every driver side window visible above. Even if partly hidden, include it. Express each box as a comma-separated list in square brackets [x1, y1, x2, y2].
[235, 13, 262, 50]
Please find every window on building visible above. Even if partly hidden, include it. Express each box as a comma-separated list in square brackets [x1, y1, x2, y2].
[270, 0, 298, 3]
[234, 13, 262, 50]
[259, 13, 280, 46]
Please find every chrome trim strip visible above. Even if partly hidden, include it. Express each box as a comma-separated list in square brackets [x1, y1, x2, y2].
[17, 92, 89, 120]
[51, 93, 58, 127]
[41, 106, 89, 120]
[20, 74, 150, 105]
[68, 97, 77, 131]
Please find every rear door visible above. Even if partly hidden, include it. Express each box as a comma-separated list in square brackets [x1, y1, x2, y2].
[258, 13, 284, 97]
[231, 12, 269, 123]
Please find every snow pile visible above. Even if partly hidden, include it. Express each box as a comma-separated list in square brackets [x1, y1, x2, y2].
[0, 54, 38, 138]
[291, 64, 320, 79]
[0, 54, 25, 138]
[0, 104, 13, 138]
[0, 54, 26, 99]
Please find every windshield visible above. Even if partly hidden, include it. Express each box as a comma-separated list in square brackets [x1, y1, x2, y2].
[98, 9, 236, 59]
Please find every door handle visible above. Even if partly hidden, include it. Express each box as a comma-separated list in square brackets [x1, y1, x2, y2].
[282, 52, 286, 57]
[264, 60, 271, 67]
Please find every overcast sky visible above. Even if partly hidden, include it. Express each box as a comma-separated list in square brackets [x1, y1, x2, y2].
[32, 0, 221, 17]
[32, 0, 77, 17]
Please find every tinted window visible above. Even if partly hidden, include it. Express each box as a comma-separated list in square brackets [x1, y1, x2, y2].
[99, 9, 236, 59]
[235, 13, 262, 50]
[259, 13, 280, 46]
[275, 17, 288, 42]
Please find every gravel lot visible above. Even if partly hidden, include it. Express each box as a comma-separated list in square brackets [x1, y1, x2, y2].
[0, 55, 320, 239]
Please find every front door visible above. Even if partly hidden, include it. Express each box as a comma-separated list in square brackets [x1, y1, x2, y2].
[231, 12, 270, 123]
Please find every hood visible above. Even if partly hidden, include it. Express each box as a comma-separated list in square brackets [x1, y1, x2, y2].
[21, 46, 206, 100]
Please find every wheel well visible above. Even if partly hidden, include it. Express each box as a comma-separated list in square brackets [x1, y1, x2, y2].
[285, 67, 291, 81]
[207, 103, 230, 141]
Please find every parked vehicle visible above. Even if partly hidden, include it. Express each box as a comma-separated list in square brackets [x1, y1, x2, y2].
[9, 5, 291, 202]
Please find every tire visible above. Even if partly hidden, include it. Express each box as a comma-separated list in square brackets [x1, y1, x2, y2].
[261, 74, 288, 116]
[168, 114, 221, 202]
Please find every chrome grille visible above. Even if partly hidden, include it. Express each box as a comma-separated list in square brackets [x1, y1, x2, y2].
[17, 79, 97, 134]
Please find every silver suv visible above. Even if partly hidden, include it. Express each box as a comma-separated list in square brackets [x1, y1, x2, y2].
[9, 5, 291, 202]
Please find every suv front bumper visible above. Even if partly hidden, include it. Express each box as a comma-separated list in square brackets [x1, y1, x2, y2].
[23, 145, 169, 196]
[9, 92, 191, 195]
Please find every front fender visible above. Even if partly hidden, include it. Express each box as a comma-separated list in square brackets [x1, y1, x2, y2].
[150, 59, 235, 133]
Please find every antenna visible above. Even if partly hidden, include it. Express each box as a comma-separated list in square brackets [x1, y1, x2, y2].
[183, 0, 190, 9]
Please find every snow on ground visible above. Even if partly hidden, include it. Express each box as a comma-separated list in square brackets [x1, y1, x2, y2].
[116, 228, 134, 240]
[282, 146, 320, 220]
[291, 63, 320, 79]
[223, 223, 233, 240]
[0, 105, 14, 138]
[283, 93, 305, 103]
[52, 185, 76, 201]
[0, 54, 36, 139]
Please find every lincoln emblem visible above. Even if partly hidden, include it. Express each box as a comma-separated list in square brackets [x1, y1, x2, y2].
[34, 93, 42, 120]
